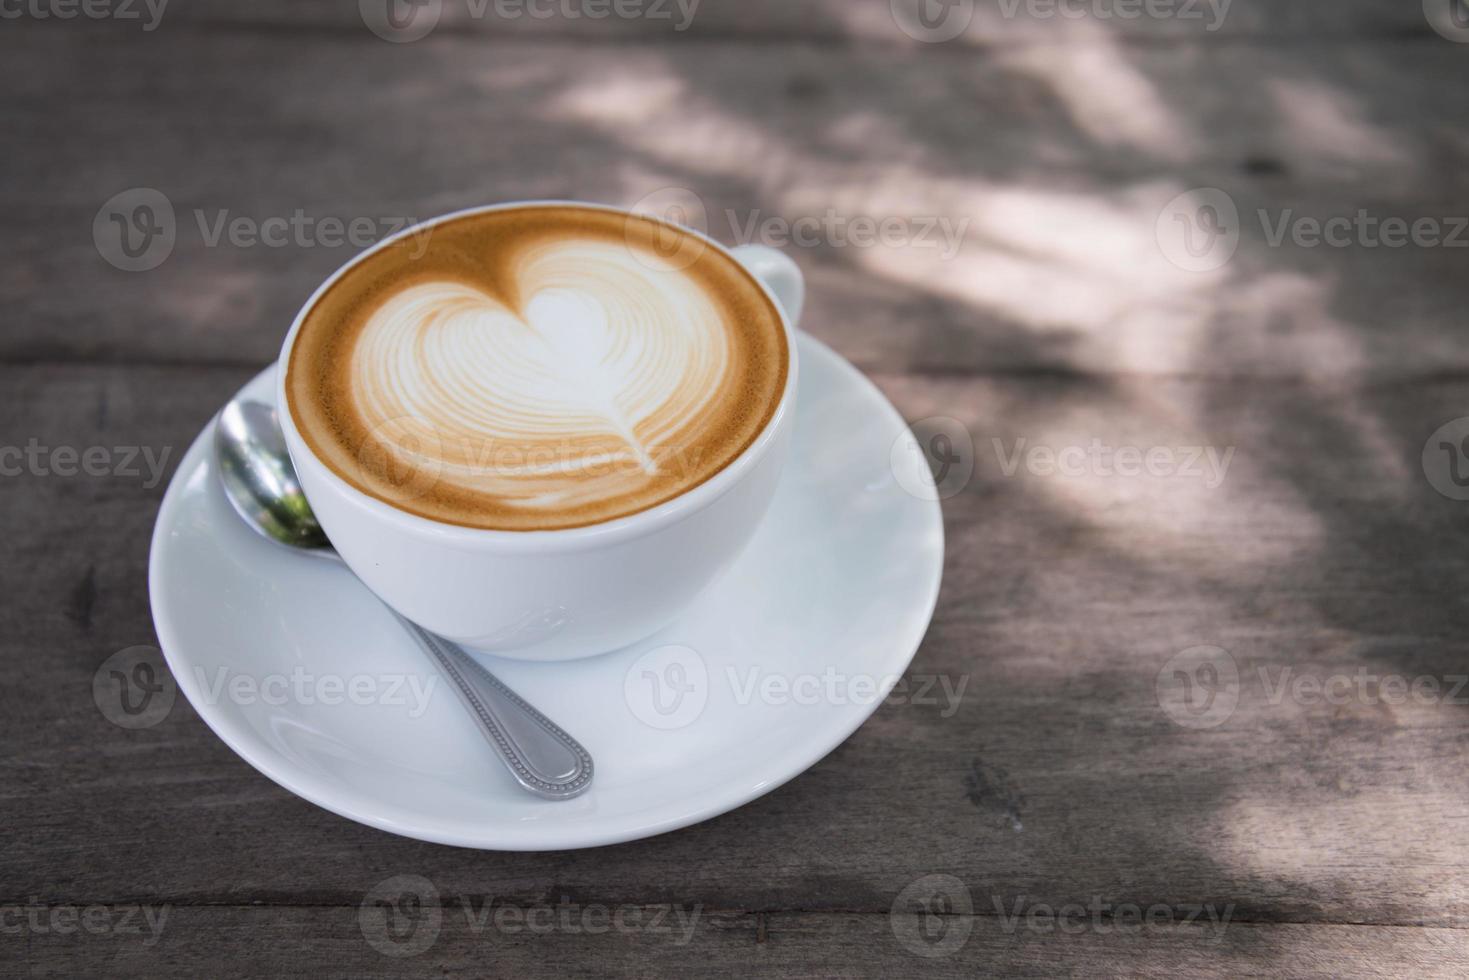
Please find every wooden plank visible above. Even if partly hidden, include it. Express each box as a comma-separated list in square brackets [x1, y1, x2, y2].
[107, 0, 1443, 43]
[6, 364, 1469, 932]
[6, 907, 1466, 979]
[5, 29, 1469, 375]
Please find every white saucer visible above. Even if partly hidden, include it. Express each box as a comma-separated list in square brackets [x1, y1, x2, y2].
[148, 333, 944, 850]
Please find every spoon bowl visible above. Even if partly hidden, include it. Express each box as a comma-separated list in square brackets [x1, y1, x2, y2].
[215, 399, 331, 553]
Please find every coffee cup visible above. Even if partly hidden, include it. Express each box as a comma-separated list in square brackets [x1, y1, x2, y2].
[275, 201, 803, 661]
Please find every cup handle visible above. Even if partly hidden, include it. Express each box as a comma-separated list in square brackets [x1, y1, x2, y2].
[731, 245, 806, 329]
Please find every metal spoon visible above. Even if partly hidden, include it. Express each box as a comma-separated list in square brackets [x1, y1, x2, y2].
[212, 397, 593, 801]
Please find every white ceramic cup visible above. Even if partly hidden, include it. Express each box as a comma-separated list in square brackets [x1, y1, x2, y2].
[276, 202, 804, 662]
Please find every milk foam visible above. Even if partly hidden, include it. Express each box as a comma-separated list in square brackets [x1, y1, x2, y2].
[286, 205, 788, 530]
[349, 239, 733, 515]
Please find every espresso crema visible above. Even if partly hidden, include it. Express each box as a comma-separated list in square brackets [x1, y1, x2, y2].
[285, 205, 789, 531]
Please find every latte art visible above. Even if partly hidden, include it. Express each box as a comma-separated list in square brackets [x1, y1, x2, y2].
[352, 242, 733, 511]
[285, 206, 789, 531]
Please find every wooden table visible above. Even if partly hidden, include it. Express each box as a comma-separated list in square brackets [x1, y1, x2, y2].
[6, 2, 1469, 975]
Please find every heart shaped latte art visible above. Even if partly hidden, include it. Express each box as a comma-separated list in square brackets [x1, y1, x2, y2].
[348, 240, 733, 515]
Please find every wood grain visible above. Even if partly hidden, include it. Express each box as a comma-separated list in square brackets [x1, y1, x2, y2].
[148, 0, 1449, 43]
[4, 25, 1468, 376]
[10, 907, 1467, 979]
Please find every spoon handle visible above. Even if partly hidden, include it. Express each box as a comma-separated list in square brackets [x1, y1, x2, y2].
[390, 610, 594, 800]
